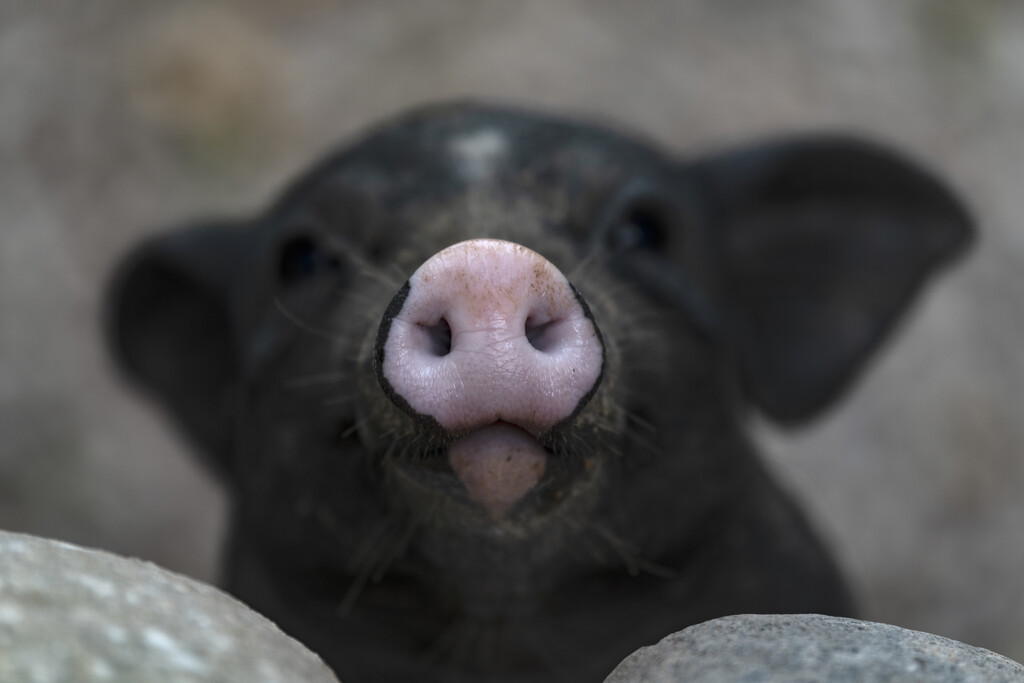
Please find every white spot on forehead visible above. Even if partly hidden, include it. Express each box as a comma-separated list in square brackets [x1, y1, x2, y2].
[449, 128, 508, 181]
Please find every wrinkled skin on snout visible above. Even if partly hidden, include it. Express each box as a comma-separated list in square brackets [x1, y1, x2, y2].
[108, 103, 972, 682]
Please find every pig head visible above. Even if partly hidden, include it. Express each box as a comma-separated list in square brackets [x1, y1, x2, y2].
[107, 102, 972, 682]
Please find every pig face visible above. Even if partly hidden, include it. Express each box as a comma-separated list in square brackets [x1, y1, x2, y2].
[108, 102, 972, 682]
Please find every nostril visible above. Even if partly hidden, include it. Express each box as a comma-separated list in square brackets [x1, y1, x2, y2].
[421, 317, 452, 357]
[525, 315, 560, 352]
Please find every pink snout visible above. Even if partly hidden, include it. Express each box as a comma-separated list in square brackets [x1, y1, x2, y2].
[375, 239, 605, 516]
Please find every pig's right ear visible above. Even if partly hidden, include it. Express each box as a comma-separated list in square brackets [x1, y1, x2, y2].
[106, 224, 249, 481]
[690, 136, 973, 425]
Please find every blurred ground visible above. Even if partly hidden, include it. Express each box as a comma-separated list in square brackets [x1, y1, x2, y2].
[1, 0, 1022, 663]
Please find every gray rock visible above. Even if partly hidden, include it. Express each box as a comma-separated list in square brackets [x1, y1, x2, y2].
[606, 614, 1024, 683]
[0, 530, 339, 683]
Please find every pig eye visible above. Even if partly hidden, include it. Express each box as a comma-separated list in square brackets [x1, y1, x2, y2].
[607, 205, 669, 253]
[278, 236, 343, 285]
[593, 180, 674, 256]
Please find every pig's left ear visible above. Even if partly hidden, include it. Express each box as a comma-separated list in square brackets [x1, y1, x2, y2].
[691, 136, 974, 424]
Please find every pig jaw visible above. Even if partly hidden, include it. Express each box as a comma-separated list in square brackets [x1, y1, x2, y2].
[373, 239, 606, 519]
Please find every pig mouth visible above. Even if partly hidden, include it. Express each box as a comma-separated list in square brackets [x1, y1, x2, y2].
[446, 421, 548, 518]
[387, 420, 590, 521]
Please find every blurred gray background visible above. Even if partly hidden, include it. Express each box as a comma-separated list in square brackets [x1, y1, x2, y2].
[1, 0, 1022, 663]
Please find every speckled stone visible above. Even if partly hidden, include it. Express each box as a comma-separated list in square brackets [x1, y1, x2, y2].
[0, 531, 339, 683]
[605, 614, 1024, 683]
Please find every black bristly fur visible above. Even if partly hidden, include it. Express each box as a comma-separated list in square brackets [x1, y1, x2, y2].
[107, 102, 972, 682]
